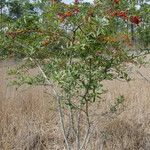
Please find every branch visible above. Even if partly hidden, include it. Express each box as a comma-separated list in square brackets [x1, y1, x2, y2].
[79, 101, 91, 150]
[7, 39, 71, 150]
[30, 58, 71, 150]
[77, 109, 81, 150]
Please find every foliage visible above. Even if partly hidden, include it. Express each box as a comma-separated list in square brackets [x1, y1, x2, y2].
[0, 0, 149, 149]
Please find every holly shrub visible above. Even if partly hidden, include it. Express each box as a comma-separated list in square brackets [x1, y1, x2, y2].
[1, 0, 149, 149]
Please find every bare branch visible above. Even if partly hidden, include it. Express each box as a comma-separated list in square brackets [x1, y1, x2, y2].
[79, 101, 91, 150]
[30, 58, 71, 150]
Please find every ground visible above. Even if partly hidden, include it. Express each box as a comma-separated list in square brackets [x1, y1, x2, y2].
[0, 58, 150, 150]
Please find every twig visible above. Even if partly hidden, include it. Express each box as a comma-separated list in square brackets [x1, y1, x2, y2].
[4, 38, 71, 149]
[77, 109, 81, 150]
[30, 58, 71, 150]
[79, 101, 91, 150]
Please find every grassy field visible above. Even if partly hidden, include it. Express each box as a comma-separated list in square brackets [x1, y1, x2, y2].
[0, 58, 150, 150]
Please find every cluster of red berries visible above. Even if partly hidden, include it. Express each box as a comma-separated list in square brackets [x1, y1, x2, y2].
[57, 7, 80, 21]
[110, 0, 142, 25]
[113, 0, 120, 5]
[57, 0, 80, 21]
[111, 10, 128, 20]
[130, 16, 141, 25]
[7, 29, 45, 38]
[74, 0, 79, 4]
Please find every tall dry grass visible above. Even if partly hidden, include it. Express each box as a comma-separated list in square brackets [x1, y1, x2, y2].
[0, 59, 150, 150]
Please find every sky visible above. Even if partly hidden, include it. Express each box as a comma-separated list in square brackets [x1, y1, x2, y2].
[62, 0, 150, 5]
[62, 0, 93, 4]
[62, 0, 150, 10]
[30, 0, 150, 5]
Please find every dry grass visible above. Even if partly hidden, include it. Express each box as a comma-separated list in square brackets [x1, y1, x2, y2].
[0, 58, 150, 150]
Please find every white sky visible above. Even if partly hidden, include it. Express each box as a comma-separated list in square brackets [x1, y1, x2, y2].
[62, 0, 150, 4]
[62, 0, 93, 4]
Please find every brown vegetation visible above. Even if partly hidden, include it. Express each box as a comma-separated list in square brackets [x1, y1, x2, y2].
[0, 59, 150, 150]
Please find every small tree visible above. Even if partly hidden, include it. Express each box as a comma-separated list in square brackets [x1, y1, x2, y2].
[1, 0, 149, 149]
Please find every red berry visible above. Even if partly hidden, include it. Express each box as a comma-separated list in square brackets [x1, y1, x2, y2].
[110, 10, 128, 20]
[65, 11, 73, 17]
[73, 7, 80, 14]
[130, 16, 141, 25]
[57, 13, 66, 21]
[114, 0, 120, 4]
[117, 11, 128, 20]
[74, 0, 79, 4]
